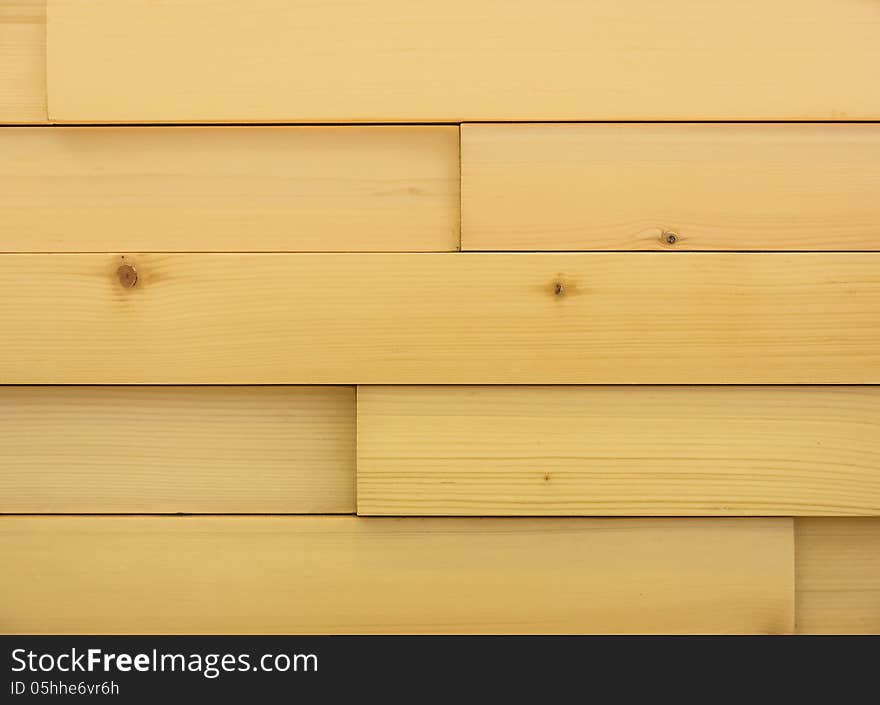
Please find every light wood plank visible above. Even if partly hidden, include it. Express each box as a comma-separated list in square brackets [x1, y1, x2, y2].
[0, 127, 459, 252]
[47, 0, 880, 122]
[1, 253, 878, 384]
[462, 124, 880, 251]
[358, 387, 880, 516]
[796, 518, 880, 634]
[0, 517, 794, 634]
[0, 0, 45, 123]
[0, 386, 354, 513]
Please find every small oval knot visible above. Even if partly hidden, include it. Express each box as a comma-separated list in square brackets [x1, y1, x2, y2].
[117, 263, 138, 288]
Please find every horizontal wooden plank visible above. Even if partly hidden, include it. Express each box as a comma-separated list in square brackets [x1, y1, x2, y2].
[1, 253, 878, 384]
[462, 124, 880, 252]
[796, 518, 880, 634]
[0, 386, 354, 513]
[0, 517, 794, 634]
[358, 387, 880, 516]
[0, 0, 45, 123]
[47, 0, 880, 122]
[0, 127, 459, 252]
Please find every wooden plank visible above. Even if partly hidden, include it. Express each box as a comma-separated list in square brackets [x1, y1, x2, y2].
[796, 518, 880, 634]
[358, 387, 880, 517]
[1, 253, 878, 384]
[0, 0, 45, 123]
[0, 126, 459, 252]
[462, 124, 880, 252]
[0, 386, 354, 513]
[0, 516, 794, 634]
[47, 0, 880, 122]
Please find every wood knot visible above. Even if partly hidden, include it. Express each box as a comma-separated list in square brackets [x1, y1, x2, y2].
[553, 281, 565, 297]
[662, 231, 678, 246]
[117, 263, 138, 288]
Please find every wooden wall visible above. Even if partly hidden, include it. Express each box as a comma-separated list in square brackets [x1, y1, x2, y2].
[1, 0, 878, 634]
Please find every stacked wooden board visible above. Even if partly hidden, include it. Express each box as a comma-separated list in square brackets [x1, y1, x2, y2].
[1, 0, 878, 634]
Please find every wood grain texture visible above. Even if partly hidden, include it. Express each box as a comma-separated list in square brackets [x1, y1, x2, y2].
[462, 124, 880, 251]
[47, 0, 880, 122]
[0, 0, 45, 123]
[796, 518, 880, 634]
[0, 386, 355, 513]
[0, 126, 459, 252]
[358, 387, 880, 516]
[1, 253, 878, 384]
[0, 516, 794, 634]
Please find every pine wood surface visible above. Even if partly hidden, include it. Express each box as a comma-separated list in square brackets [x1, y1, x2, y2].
[2, 253, 878, 384]
[358, 386, 880, 516]
[0, 386, 355, 513]
[0, 516, 795, 634]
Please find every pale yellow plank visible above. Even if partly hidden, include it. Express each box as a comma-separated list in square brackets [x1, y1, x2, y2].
[0, 386, 354, 513]
[47, 0, 880, 122]
[0, 127, 459, 252]
[0, 0, 45, 123]
[1, 253, 878, 384]
[0, 517, 794, 634]
[462, 124, 880, 251]
[796, 518, 880, 634]
[358, 387, 880, 517]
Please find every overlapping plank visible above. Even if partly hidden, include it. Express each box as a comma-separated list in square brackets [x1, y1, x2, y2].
[0, 127, 459, 252]
[0, 386, 354, 513]
[462, 124, 880, 251]
[796, 518, 880, 634]
[357, 387, 880, 516]
[47, 0, 880, 122]
[0, 517, 794, 634]
[0, 0, 45, 122]
[1, 253, 878, 384]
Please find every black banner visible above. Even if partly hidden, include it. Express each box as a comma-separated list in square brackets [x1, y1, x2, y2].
[2, 636, 874, 701]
